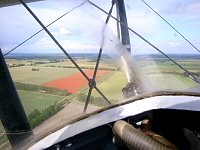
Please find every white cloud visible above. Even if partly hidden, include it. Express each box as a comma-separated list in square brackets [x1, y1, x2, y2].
[126, 9, 160, 37]
[52, 27, 72, 36]
[1, 0, 199, 54]
[169, 42, 181, 47]
[58, 27, 71, 35]
[62, 40, 99, 50]
[35, 37, 57, 49]
[30, 6, 65, 26]
[35, 36, 99, 52]
[1, 46, 12, 53]
[159, 1, 200, 15]
[186, 2, 200, 14]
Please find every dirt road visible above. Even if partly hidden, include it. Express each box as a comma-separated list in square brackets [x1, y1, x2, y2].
[19, 101, 99, 150]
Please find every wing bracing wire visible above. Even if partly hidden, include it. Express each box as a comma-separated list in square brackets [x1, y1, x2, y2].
[83, 0, 115, 112]
[88, 0, 200, 84]
[4, 0, 88, 57]
[140, 0, 200, 54]
[19, 0, 111, 109]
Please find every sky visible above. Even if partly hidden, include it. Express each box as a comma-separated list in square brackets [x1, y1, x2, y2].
[0, 0, 200, 55]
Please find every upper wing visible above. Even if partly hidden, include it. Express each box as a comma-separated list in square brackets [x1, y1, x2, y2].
[0, 0, 44, 8]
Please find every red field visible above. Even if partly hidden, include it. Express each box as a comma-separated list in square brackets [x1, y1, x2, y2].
[41, 70, 110, 93]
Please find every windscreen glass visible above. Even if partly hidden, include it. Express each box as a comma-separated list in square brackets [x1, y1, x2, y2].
[0, 0, 199, 149]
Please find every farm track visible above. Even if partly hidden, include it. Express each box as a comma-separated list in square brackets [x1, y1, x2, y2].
[17, 101, 99, 150]
[33, 101, 99, 136]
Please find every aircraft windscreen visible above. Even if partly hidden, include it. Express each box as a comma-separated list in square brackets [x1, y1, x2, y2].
[0, 0, 200, 149]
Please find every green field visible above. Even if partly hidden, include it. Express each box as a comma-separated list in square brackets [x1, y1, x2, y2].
[137, 58, 199, 92]
[85, 71, 127, 102]
[2, 56, 198, 120]
[8, 66, 77, 84]
[0, 90, 62, 131]
[6, 56, 200, 103]
[4, 56, 200, 116]
[147, 73, 198, 91]
[141, 59, 200, 73]
[7, 58, 117, 85]
[0, 123, 8, 148]
[18, 90, 64, 115]
[5, 57, 120, 115]
[0, 90, 64, 147]
[0, 122, 5, 134]
[0, 90, 61, 128]
[1, 54, 200, 148]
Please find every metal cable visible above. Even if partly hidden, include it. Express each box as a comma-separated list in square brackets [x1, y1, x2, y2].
[141, 0, 200, 54]
[88, 0, 200, 84]
[20, 0, 90, 81]
[20, 0, 110, 107]
[83, 0, 114, 112]
[4, 0, 88, 57]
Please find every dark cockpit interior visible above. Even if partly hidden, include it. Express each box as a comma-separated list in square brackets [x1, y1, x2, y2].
[47, 109, 200, 150]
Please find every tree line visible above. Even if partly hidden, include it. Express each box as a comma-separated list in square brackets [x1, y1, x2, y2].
[14, 82, 70, 96]
[28, 101, 65, 128]
[45, 65, 117, 71]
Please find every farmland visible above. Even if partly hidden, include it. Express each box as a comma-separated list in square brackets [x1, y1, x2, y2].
[5, 53, 200, 107]
[4, 54, 120, 127]
[42, 70, 111, 93]
[1, 53, 200, 147]
[9, 66, 77, 84]
[136, 55, 199, 91]
[0, 90, 64, 147]
[147, 74, 197, 91]
[90, 71, 127, 101]
[18, 90, 64, 115]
